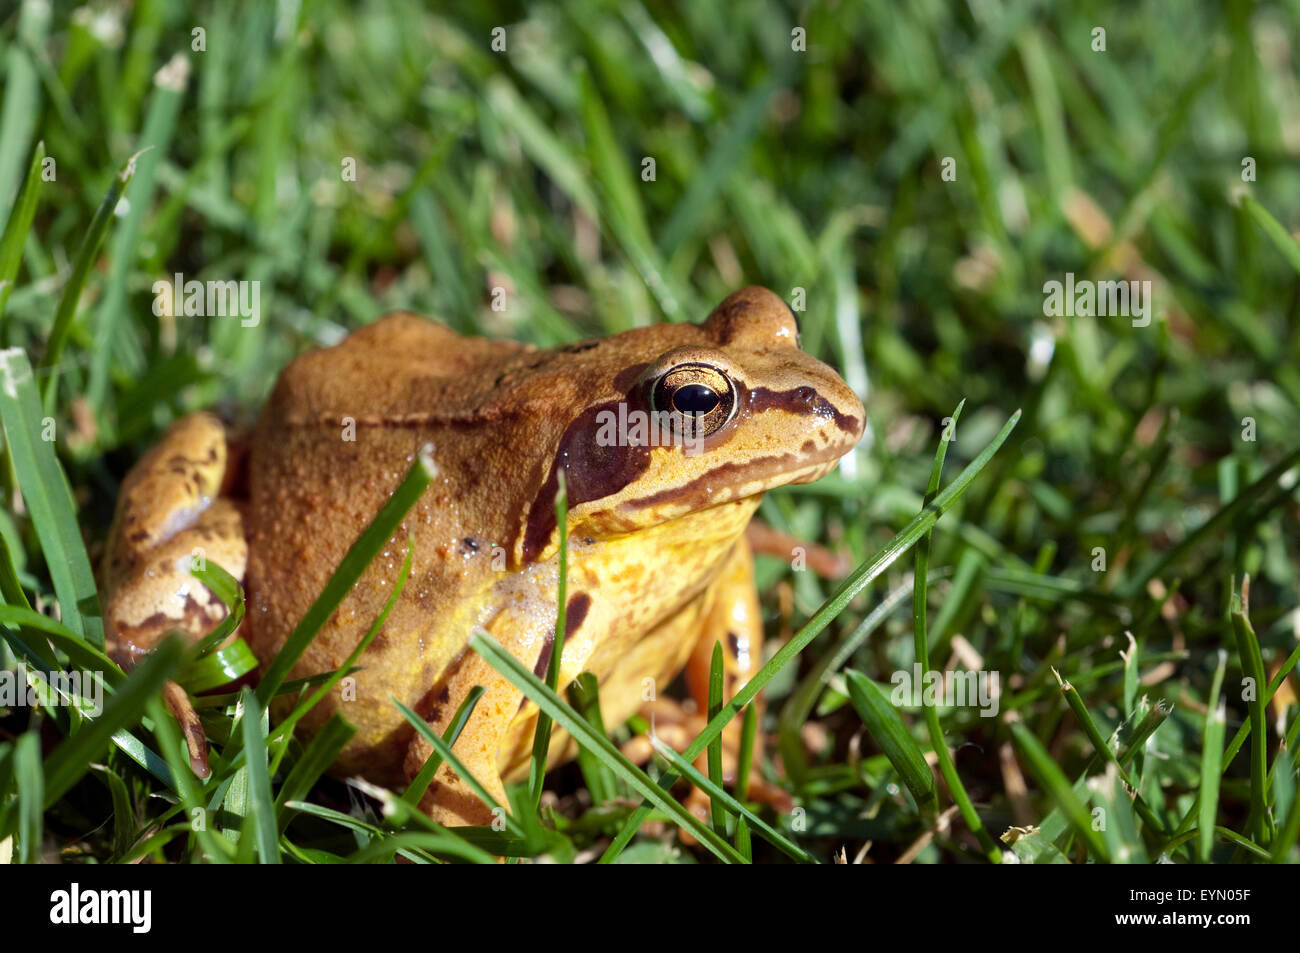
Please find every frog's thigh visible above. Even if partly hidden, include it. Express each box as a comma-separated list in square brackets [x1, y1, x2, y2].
[103, 412, 247, 666]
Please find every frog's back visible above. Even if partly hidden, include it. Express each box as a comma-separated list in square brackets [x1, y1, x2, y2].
[245, 313, 543, 780]
[264, 312, 536, 427]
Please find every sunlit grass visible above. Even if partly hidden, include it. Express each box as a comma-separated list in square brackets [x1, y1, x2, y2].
[1, 0, 1299, 863]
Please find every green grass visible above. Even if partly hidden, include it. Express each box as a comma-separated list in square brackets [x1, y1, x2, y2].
[2, 0, 1300, 863]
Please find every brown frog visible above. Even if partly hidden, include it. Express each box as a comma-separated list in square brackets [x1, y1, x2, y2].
[103, 287, 864, 826]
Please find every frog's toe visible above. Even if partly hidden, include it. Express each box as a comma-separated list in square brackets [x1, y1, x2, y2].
[163, 680, 212, 779]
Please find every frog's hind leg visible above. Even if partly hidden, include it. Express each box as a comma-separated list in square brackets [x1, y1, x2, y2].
[103, 411, 248, 777]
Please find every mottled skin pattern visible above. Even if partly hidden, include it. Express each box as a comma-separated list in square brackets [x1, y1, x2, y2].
[104, 287, 864, 826]
[103, 413, 246, 667]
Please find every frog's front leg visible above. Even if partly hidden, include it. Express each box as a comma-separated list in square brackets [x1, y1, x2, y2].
[404, 650, 513, 828]
[403, 601, 555, 827]
[103, 411, 248, 776]
[674, 538, 792, 817]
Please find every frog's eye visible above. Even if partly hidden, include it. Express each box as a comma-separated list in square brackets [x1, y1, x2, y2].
[650, 362, 737, 438]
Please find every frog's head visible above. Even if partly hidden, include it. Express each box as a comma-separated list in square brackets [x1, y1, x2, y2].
[520, 287, 864, 561]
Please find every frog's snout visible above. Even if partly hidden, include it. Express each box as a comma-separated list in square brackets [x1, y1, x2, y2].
[812, 369, 867, 447]
[740, 343, 865, 452]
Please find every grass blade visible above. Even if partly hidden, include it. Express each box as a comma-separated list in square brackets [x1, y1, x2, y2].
[1230, 576, 1272, 845]
[1167, 642, 1300, 842]
[13, 731, 41, 864]
[1009, 720, 1110, 861]
[648, 734, 814, 863]
[912, 398, 1000, 860]
[275, 714, 356, 832]
[566, 673, 618, 805]
[657, 76, 782, 257]
[0, 1, 42, 219]
[270, 536, 413, 764]
[471, 629, 747, 863]
[578, 69, 686, 321]
[1198, 650, 1228, 861]
[87, 59, 189, 410]
[1121, 448, 1300, 598]
[707, 640, 726, 834]
[1271, 753, 1300, 863]
[37, 150, 141, 411]
[0, 347, 102, 644]
[238, 688, 280, 864]
[845, 670, 936, 811]
[1055, 668, 1166, 835]
[0, 140, 43, 326]
[1088, 762, 1148, 863]
[402, 685, 485, 807]
[257, 448, 436, 705]
[529, 470, 567, 806]
[0, 605, 122, 690]
[39, 635, 184, 810]
[1240, 195, 1300, 276]
[393, 697, 521, 835]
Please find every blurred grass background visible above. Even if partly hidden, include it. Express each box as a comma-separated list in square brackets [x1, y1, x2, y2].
[2, 0, 1300, 863]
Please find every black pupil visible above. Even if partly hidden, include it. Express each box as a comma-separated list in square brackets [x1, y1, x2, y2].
[674, 383, 720, 415]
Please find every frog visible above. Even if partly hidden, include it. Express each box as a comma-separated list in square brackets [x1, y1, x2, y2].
[102, 286, 864, 827]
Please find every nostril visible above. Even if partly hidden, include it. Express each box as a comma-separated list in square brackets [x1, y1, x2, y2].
[795, 386, 816, 404]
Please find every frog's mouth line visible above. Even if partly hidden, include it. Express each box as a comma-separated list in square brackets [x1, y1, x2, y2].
[547, 454, 841, 556]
